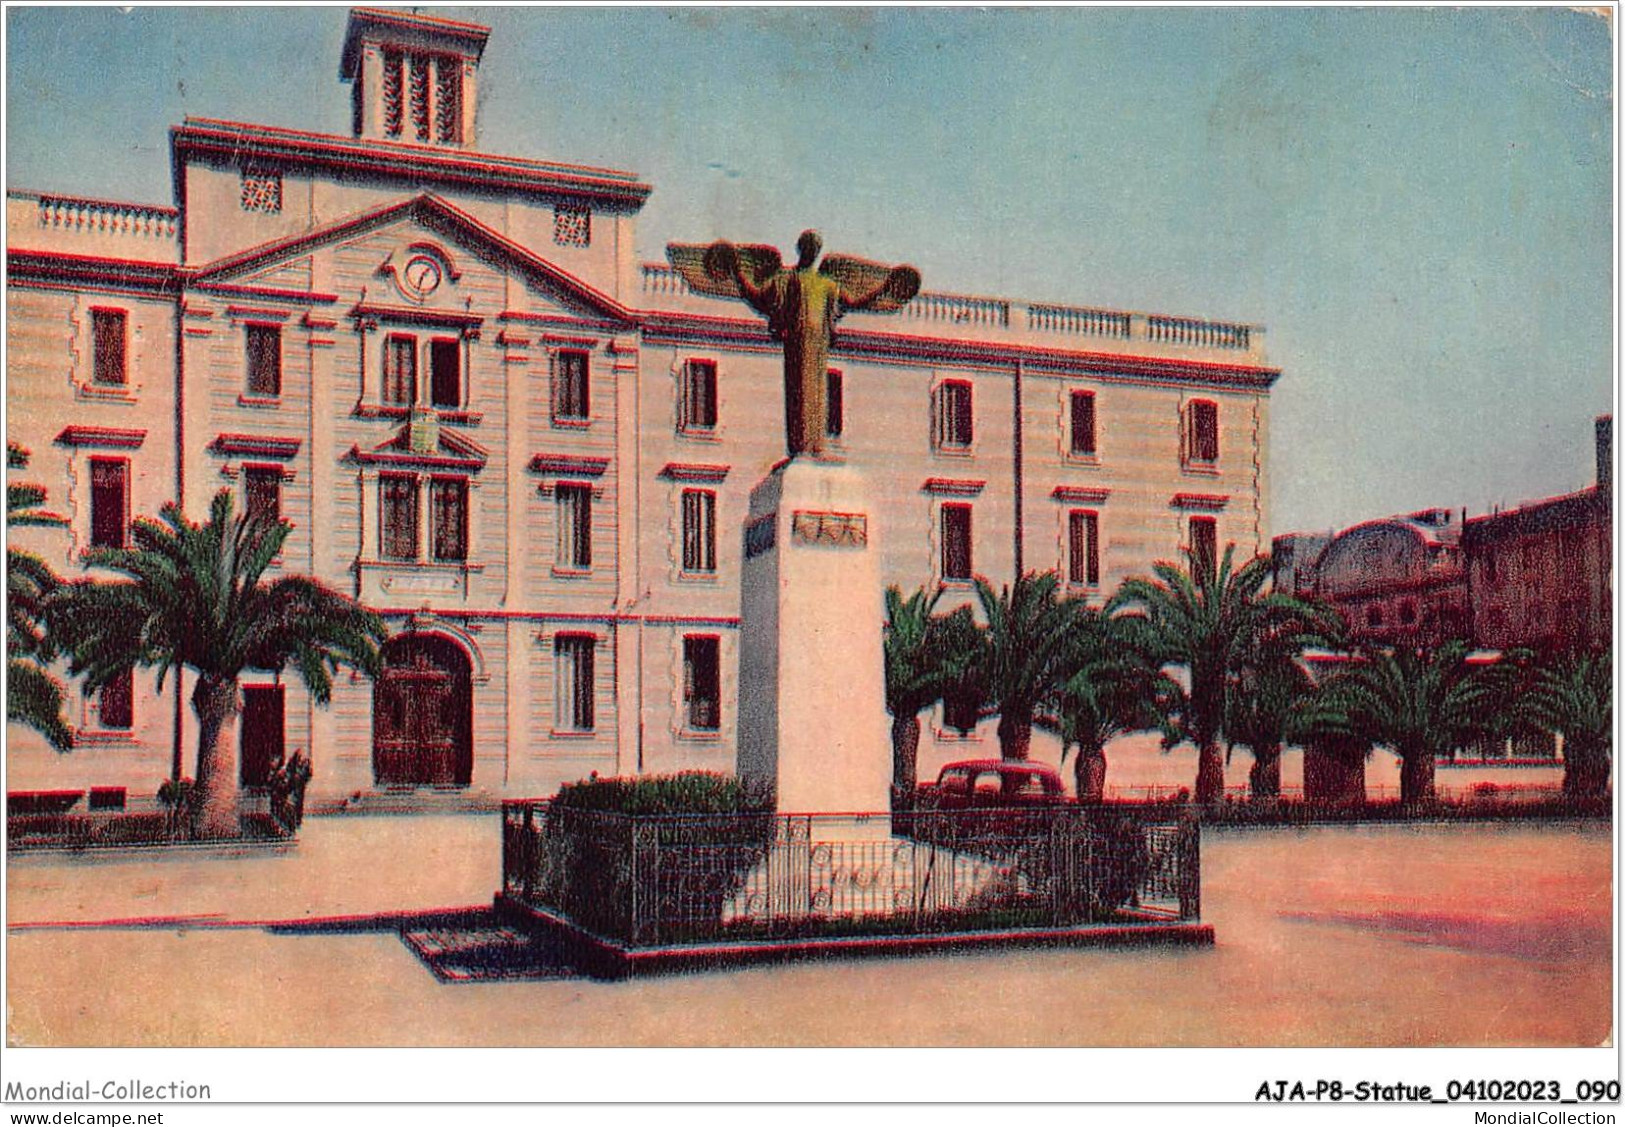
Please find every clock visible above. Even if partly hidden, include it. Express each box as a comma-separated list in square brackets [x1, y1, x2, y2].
[401, 254, 442, 298]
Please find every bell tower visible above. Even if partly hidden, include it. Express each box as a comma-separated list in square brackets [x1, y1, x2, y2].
[340, 7, 489, 149]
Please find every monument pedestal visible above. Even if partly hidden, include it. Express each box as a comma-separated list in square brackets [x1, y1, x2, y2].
[737, 456, 892, 814]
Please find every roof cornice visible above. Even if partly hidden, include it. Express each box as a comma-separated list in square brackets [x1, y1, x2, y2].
[171, 119, 651, 210]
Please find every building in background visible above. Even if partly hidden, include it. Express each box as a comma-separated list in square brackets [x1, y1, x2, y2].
[6, 7, 1278, 806]
[1275, 415, 1611, 657]
[1277, 509, 1467, 647]
[1460, 416, 1612, 654]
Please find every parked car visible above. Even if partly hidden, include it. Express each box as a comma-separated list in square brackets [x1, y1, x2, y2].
[917, 759, 1069, 809]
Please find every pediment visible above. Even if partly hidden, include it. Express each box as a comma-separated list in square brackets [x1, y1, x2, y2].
[188, 194, 631, 324]
[349, 419, 489, 471]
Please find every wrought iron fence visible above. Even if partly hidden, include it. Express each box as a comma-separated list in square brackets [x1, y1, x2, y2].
[502, 802, 1200, 947]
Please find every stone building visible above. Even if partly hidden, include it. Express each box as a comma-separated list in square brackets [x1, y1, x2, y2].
[1460, 416, 1611, 654]
[6, 8, 1279, 806]
[1275, 509, 1469, 647]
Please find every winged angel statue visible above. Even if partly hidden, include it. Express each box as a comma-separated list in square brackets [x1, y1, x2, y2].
[667, 231, 921, 457]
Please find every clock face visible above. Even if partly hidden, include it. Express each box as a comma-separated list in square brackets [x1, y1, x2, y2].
[402, 255, 442, 297]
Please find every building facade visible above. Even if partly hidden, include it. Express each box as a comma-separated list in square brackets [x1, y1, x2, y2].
[1275, 509, 1468, 647]
[1275, 416, 1611, 654]
[1460, 417, 1611, 654]
[6, 8, 1279, 806]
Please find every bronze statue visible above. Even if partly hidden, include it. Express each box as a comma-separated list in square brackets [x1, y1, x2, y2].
[667, 230, 921, 457]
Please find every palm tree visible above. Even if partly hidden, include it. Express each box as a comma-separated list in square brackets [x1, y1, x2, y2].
[1111, 545, 1332, 805]
[970, 571, 1079, 761]
[49, 490, 386, 837]
[883, 584, 978, 799]
[1042, 609, 1175, 802]
[1225, 655, 1313, 801]
[1321, 641, 1495, 805]
[1520, 646, 1611, 799]
[1225, 606, 1344, 801]
[7, 443, 71, 750]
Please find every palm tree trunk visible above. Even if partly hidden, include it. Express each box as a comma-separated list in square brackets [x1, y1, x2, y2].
[1398, 744, 1436, 806]
[192, 675, 241, 838]
[1248, 741, 1282, 801]
[1562, 734, 1611, 799]
[1074, 739, 1108, 803]
[891, 712, 922, 795]
[1195, 735, 1225, 805]
[997, 714, 1032, 761]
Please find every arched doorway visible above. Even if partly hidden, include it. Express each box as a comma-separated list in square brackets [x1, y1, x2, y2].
[373, 634, 473, 787]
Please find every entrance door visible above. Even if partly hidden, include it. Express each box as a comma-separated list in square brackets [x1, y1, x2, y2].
[372, 635, 472, 787]
[240, 685, 286, 787]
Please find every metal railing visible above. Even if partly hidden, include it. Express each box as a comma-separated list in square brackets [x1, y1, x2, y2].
[502, 801, 1200, 946]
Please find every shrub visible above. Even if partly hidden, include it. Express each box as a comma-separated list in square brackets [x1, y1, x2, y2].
[539, 773, 774, 943]
[552, 771, 770, 816]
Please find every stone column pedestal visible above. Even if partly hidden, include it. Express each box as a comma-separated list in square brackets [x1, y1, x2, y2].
[737, 456, 891, 814]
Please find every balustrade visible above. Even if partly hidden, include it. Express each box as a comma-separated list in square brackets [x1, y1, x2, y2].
[35, 194, 178, 240]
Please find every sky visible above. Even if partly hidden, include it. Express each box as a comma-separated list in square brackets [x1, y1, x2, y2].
[4, 5, 1613, 533]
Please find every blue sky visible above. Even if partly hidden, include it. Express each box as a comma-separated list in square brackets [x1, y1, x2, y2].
[5, 5, 1613, 532]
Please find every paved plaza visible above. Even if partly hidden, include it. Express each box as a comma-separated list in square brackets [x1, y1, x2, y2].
[5, 815, 1610, 1048]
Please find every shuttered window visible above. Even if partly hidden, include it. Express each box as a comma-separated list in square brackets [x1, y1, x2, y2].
[556, 484, 592, 569]
[554, 634, 595, 732]
[91, 309, 127, 387]
[245, 466, 282, 527]
[1070, 390, 1096, 456]
[89, 458, 128, 549]
[1069, 510, 1099, 586]
[381, 473, 419, 560]
[246, 324, 282, 397]
[430, 477, 468, 562]
[554, 350, 590, 421]
[942, 503, 972, 580]
[679, 360, 717, 432]
[383, 335, 417, 405]
[681, 489, 716, 573]
[934, 380, 973, 449]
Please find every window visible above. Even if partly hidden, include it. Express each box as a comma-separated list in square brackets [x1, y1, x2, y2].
[826, 369, 844, 438]
[934, 380, 973, 449]
[383, 335, 417, 406]
[1398, 600, 1417, 627]
[683, 635, 721, 731]
[1069, 510, 1100, 587]
[430, 477, 468, 562]
[244, 466, 282, 527]
[1189, 516, 1216, 580]
[681, 489, 716, 574]
[1070, 390, 1097, 457]
[554, 204, 591, 248]
[429, 339, 460, 409]
[245, 324, 282, 398]
[556, 483, 592, 570]
[91, 309, 126, 387]
[240, 685, 285, 787]
[96, 669, 134, 731]
[554, 635, 595, 732]
[553, 350, 590, 422]
[1182, 399, 1219, 465]
[679, 359, 717, 432]
[380, 473, 419, 561]
[89, 458, 128, 549]
[941, 503, 972, 580]
[1367, 605, 1384, 629]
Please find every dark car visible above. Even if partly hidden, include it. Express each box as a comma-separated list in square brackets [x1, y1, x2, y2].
[917, 759, 1069, 808]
